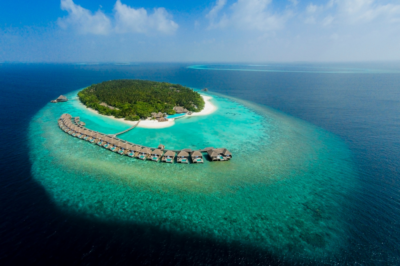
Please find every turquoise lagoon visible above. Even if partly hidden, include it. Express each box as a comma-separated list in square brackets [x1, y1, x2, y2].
[29, 89, 357, 261]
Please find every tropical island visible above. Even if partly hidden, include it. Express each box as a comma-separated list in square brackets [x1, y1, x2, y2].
[78, 80, 205, 121]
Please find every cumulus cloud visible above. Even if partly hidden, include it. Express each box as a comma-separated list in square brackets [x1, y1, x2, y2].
[207, 0, 288, 31]
[58, 0, 178, 35]
[58, 0, 111, 34]
[305, 0, 400, 26]
[206, 0, 227, 20]
[114, 0, 178, 34]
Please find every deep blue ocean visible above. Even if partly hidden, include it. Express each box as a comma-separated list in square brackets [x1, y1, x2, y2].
[1, 63, 399, 265]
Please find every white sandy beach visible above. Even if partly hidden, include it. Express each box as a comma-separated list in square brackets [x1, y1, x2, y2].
[79, 94, 217, 129]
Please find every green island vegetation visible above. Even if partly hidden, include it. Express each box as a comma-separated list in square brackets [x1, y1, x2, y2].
[78, 80, 205, 121]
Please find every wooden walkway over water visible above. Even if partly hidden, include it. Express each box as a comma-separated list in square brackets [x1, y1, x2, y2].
[108, 120, 140, 137]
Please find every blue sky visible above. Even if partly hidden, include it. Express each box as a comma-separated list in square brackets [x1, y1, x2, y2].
[1, 0, 400, 62]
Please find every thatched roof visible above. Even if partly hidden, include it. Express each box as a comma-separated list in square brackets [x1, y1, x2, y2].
[158, 117, 168, 122]
[158, 144, 165, 150]
[115, 140, 124, 147]
[178, 151, 189, 157]
[151, 149, 163, 156]
[222, 149, 232, 156]
[191, 150, 202, 157]
[163, 150, 175, 157]
[122, 143, 130, 149]
[57, 95, 67, 101]
[140, 147, 151, 154]
[173, 106, 188, 113]
[207, 149, 220, 157]
[132, 145, 141, 152]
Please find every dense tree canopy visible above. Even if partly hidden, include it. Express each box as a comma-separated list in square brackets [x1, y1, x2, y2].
[78, 80, 205, 121]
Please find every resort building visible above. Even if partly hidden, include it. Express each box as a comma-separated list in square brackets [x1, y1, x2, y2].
[162, 151, 175, 163]
[177, 151, 189, 164]
[207, 148, 233, 161]
[173, 106, 188, 114]
[57, 114, 232, 165]
[150, 149, 163, 162]
[51, 95, 68, 103]
[100, 102, 119, 110]
[138, 147, 151, 160]
[191, 150, 204, 163]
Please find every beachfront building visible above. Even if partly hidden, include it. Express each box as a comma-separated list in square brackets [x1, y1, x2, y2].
[173, 106, 188, 114]
[191, 150, 204, 163]
[177, 151, 189, 164]
[162, 150, 176, 163]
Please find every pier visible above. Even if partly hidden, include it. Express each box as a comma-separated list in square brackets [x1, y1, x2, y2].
[108, 120, 140, 138]
[58, 113, 232, 163]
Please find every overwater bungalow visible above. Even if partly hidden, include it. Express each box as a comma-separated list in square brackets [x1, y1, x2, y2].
[82, 130, 90, 140]
[222, 148, 232, 160]
[158, 144, 165, 150]
[127, 145, 141, 157]
[150, 149, 163, 162]
[177, 151, 189, 164]
[123, 144, 133, 155]
[109, 139, 118, 151]
[111, 139, 122, 152]
[78, 129, 87, 139]
[56, 95, 68, 102]
[102, 137, 112, 148]
[118, 143, 130, 155]
[75, 127, 83, 138]
[138, 147, 151, 160]
[87, 132, 95, 142]
[162, 150, 175, 163]
[70, 126, 78, 136]
[207, 148, 232, 161]
[191, 150, 204, 163]
[95, 134, 104, 145]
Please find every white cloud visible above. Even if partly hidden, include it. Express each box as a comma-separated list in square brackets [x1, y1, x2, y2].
[306, 4, 318, 14]
[58, 0, 111, 35]
[114, 0, 178, 34]
[206, 0, 227, 20]
[208, 0, 288, 31]
[322, 15, 334, 26]
[58, 0, 178, 35]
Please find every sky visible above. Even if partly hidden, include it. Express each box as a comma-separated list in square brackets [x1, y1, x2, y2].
[1, 0, 400, 62]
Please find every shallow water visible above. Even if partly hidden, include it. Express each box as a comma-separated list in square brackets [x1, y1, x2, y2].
[29, 87, 357, 261]
[2, 63, 400, 265]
